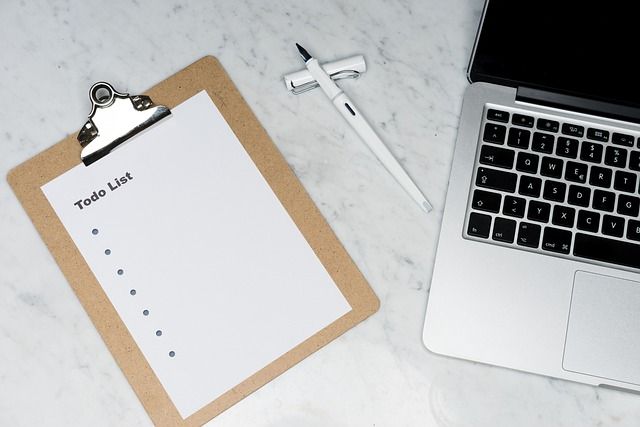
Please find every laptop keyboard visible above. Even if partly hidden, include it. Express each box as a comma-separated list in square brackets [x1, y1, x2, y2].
[466, 105, 640, 270]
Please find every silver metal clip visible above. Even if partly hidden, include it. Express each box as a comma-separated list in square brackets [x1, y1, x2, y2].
[291, 70, 362, 95]
[78, 82, 171, 165]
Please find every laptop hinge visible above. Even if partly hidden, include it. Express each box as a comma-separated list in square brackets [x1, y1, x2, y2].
[516, 87, 640, 125]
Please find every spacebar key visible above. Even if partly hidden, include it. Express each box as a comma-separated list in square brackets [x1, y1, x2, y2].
[574, 233, 640, 269]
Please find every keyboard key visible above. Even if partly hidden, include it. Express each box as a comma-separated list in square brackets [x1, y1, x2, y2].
[602, 214, 625, 237]
[503, 195, 526, 218]
[542, 227, 572, 254]
[532, 132, 555, 154]
[507, 128, 531, 149]
[612, 132, 634, 147]
[562, 123, 584, 137]
[492, 217, 516, 243]
[589, 166, 612, 188]
[528, 200, 551, 222]
[593, 190, 615, 212]
[574, 233, 640, 269]
[537, 118, 559, 132]
[467, 212, 491, 238]
[543, 180, 566, 202]
[472, 189, 502, 213]
[613, 170, 637, 193]
[483, 123, 506, 144]
[517, 222, 541, 248]
[476, 167, 517, 192]
[552, 205, 575, 228]
[587, 127, 610, 142]
[518, 175, 542, 197]
[580, 141, 603, 163]
[568, 185, 591, 207]
[577, 210, 600, 232]
[564, 161, 587, 183]
[627, 219, 640, 242]
[617, 194, 640, 217]
[540, 156, 563, 178]
[604, 146, 627, 168]
[556, 137, 579, 158]
[512, 113, 534, 128]
[487, 109, 510, 123]
[629, 151, 640, 171]
[516, 152, 539, 173]
[479, 145, 515, 169]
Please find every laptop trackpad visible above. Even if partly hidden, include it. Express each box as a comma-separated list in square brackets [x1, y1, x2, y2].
[563, 271, 640, 386]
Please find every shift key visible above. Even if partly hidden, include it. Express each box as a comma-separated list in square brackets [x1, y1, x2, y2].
[476, 167, 518, 193]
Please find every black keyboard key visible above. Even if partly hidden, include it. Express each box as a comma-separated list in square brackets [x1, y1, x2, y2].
[518, 175, 542, 197]
[580, 141, 603, 163]
[577, 210, 600, 232]
[574, 233, 640, 269]
[617, 194, 640, 217]
[604, 146, 627, 168]
[532, 132, 555, 154]
[542, 227, 572, 254]
[471, 189, 502, 213]
[543, 180, 566, 202]
[564, 161, 587, 183]
[568, 185, 591, 207]
[562, 123, 584, 137]
[492, 217, 516, 243]
[587, 128, 609, 142]
[517, 222, 541, 248]
[507, 128, 531, 149]
[487, 109, 510, 123]
[467, 212, 491, 238]
[613, 170, 637, 193]
[612, 132, 634, 147]
[552, 205, 575, 228]
[602, 214, 625, 237]
[483, 123, 506, 144]
[540, 156, 563, 178]
[516, 152, 539, 174]
[503, 195, 526, 218]
[528, 200, 551, 222]
[589, 166, 612, 188]
[629, 151, 640, 171]
[476, 167, 517, 192]
[537, 118, 559, 132]
[592, 190, 615, 212]
[556, 137, 579, 158]
[627, 219, 640, 242]
[512, 113, 534, 128]
[479, 145, 515, 169]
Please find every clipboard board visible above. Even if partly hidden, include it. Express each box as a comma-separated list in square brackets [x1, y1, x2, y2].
[7, 56, 379, 426]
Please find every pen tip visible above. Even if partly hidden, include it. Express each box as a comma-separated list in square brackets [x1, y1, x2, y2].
[295, 43, 312, 62]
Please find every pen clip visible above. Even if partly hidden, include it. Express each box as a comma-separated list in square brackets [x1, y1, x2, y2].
[290, 69, 361, 95]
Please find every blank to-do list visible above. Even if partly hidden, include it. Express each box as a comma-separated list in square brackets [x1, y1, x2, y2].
[42, 91, 351, 418]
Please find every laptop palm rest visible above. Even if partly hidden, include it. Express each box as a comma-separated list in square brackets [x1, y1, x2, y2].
[563, 271, 640, 386]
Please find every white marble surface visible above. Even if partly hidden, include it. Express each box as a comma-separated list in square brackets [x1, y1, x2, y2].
[1, 1, 639, 426]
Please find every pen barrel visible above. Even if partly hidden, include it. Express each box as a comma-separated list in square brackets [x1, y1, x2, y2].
[332, 93, 432, 212]
[307, 59, 342, 99]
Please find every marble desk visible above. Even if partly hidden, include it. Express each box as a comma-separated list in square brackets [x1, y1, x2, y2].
[1, 1, 639, 426]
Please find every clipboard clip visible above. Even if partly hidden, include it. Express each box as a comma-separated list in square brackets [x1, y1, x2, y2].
[78, 82, 171, 165]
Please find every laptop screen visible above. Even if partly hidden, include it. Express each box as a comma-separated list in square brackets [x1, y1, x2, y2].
[469, 1, 639, 109]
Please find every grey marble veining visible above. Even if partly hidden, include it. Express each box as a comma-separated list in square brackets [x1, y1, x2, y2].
[1, 0, 639, 426]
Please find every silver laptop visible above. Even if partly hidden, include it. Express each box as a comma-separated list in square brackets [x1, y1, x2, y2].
[424, 0, 640, 392]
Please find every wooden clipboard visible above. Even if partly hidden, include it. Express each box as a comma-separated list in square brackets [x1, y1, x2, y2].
[7, 56, 379, 426]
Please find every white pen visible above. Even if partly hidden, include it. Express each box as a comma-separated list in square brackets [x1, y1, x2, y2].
[296, 43, 433, 213]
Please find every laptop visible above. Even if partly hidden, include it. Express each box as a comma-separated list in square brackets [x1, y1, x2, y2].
[424, 0, 640, 392]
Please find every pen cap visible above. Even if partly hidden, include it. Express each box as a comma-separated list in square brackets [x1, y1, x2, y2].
[284, 55, 366, 94]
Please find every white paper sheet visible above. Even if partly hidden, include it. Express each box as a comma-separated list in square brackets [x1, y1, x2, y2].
[42, 91, 351, 418]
